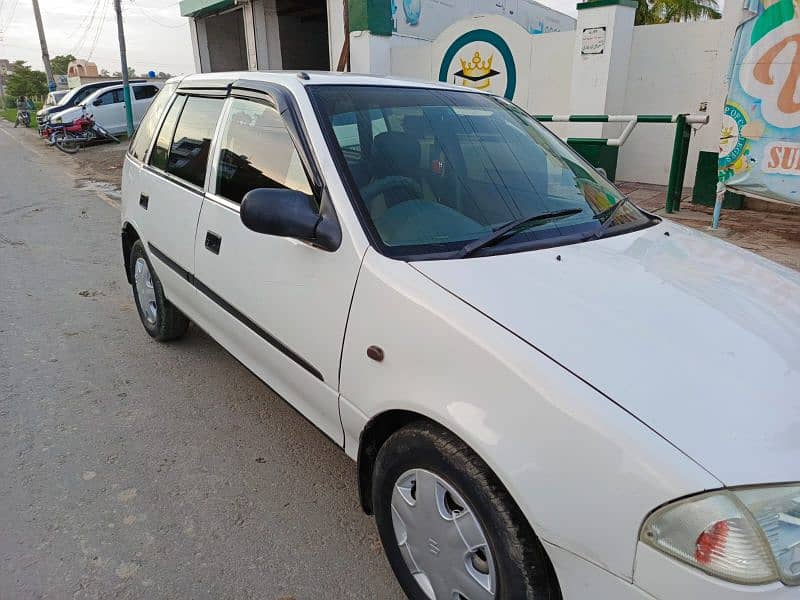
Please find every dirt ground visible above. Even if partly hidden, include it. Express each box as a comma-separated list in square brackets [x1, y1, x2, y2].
[22, 126, 800, 273]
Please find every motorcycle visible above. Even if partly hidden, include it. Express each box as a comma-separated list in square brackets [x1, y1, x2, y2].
[14, 109, 30, 128]
[47, 106, 119, 154]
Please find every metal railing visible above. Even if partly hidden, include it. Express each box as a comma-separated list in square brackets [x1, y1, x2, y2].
[534, 114, 710, 213]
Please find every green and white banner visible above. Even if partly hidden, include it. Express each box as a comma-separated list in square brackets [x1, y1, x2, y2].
[719, 0, 800, 205]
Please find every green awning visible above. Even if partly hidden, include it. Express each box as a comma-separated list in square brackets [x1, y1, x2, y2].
[179, 0, 235, 18]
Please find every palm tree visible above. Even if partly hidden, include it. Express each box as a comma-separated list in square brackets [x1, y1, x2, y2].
[634, 0, 721, 24]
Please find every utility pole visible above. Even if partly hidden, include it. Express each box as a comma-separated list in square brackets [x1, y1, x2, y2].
[31, 0, 55, 90]
[114, 0, 135, 137]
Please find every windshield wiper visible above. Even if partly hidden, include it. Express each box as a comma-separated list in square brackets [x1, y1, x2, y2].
[457, 208, 583, 258]
[589, 196, 630, 240]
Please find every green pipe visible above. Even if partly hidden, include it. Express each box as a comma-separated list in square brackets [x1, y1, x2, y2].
[665, 114, 688, 213]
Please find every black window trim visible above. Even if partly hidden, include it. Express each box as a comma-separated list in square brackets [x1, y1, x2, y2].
[306, 83, 658, 262]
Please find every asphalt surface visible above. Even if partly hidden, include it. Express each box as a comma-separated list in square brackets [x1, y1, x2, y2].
[0, 123, 405, 599]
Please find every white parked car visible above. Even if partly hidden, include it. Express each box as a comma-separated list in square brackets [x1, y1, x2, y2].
[50, 81, 163, 134]
[42, 90, 68, 109]
[121, 72, 800, 599]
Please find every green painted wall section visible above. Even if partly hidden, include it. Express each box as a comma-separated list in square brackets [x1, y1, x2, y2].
[348, 0, 392, 35]
[180, 0, 234, 18]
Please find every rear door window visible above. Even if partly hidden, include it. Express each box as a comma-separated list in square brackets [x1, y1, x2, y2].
[133, 85, 160, 101]
[165, 96, 224, 188]
[213, 97, 312, 203]
[149, 95, 186, 172]
[129, 82, 177, 161]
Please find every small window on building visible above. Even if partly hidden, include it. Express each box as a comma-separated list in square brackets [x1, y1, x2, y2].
[133, 85, 160, 101]
[129, 82, 177, 162]
[149, 95, 186, 172]
[214, 97, 312, 204]
[165, 96, 224, 188]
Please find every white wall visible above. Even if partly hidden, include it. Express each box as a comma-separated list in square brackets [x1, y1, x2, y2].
[327, 0, 346, 70]
[617, 20, 727, 186]
[529, 30, 574, 138]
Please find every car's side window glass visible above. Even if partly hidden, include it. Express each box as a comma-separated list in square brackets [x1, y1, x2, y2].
[134, 85, 159, 101]
[214, 97, 313, 204]
[95, 90, 115, 106]
[149, 95, 186, 171]
[129, 82, 178, 161]
[165, 96, 224, 189]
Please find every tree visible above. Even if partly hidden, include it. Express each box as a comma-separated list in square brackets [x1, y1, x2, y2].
[100, 68, 110, 77]
[157, 71, 172, 79]
[634, 0, 720, 24]
[657, 0, 721, 21]
[49, 54, 76, 75]
[6, 62, 48, 98]
[112, 67, 137, 79]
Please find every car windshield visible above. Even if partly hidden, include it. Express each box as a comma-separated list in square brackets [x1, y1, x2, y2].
[310, 85, 654, 258]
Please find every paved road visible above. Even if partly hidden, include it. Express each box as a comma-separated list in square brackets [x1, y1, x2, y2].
[0, 123, 404, 599]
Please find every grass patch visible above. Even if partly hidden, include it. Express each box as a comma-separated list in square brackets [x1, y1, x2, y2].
[1, 107, 37, 128]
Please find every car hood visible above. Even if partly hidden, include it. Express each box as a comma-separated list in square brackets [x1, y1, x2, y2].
[50, 106, 81, 122]
[412, 221, 800, 486]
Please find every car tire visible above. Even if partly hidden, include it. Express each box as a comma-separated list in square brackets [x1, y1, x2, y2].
[373, 421, 561, 600]
[129, 240, 189, 342]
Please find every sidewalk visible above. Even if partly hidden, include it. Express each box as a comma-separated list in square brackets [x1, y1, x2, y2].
[618, 181, 800, 272]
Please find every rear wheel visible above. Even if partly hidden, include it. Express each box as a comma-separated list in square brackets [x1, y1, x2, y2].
[372, 421, 561, 600]
[129, 240, 189, 342]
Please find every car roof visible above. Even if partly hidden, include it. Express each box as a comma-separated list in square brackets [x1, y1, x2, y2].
[84, 80, 163, 97]
[170, 70, 487, 96]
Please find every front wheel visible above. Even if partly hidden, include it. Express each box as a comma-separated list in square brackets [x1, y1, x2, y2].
[373, 422, 562, 600]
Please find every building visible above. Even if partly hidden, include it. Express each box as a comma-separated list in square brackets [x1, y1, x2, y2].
[180, 0, 575, 73]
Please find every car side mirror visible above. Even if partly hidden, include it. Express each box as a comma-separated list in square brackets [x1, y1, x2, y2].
[595, 167, 608, 179]
[240, 188, 338, 251]
[93, 99, 102, 106]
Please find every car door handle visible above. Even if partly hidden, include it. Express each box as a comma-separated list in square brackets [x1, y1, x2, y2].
[204, 231, 222, 255]
[139, 193, 149, 209]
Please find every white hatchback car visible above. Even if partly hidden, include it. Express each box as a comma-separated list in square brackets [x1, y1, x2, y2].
[121, 72, 800, 600]
[51, 81, 162, 134]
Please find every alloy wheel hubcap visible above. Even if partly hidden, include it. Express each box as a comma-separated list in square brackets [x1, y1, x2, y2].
[134, 257, 158, 326]
[391, 469, 496, 600]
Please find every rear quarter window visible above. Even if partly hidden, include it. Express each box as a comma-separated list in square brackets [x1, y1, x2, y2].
[129, 82, 178, 162]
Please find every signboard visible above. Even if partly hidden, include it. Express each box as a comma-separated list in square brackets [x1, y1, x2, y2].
[438, 29, 517, 99]
[581, 26, 606, 54]
[719, 0, 800, 205]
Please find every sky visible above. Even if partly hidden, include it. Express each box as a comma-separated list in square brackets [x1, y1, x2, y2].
[0, 0, 196, 75]
[0, 0, 583, 76]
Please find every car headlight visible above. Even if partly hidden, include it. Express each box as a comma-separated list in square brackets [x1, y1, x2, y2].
[640, 484, 800, 586]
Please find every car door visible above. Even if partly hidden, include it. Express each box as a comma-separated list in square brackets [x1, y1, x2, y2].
[138, 92, 225, 314]
[192, 92, 363, 445]
[90, 88, 124, 133]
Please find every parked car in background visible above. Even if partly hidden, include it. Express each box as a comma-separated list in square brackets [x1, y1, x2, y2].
[42, 90, 68, 109]
[36, 78, 146, 127]
[49, 82, 163, 135]
[121, 72, 800, 600]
